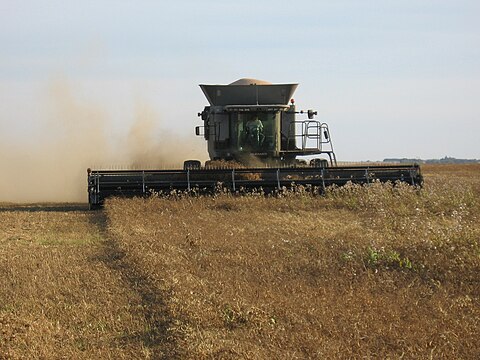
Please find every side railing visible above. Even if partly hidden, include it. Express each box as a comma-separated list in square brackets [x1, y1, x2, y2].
[286, 120, 337, 165]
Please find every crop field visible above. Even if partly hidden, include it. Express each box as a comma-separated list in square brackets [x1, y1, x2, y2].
[1, 164, 479, 359]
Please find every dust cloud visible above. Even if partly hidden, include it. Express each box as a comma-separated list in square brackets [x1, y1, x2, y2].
[123, 101, 204, 169]
[0, 80, 205, 203]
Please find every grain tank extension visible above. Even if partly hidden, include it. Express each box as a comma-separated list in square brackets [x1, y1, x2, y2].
[87, 78, 422, 208]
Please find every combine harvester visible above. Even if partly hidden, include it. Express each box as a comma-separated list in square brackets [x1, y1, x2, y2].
[87, 78, 422, 208]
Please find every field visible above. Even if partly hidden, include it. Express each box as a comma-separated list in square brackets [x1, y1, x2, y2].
[1, 164, 479, 359]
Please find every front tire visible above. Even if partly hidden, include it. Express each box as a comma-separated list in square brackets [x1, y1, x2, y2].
[183, 160, 201, 170]
[310, 158, 328, 168]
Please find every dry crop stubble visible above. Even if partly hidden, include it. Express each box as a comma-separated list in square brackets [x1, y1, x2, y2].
[0, 206, 168, 359]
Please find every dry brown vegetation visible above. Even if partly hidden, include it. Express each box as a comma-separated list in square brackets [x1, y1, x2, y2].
[0, 206, 162, 359]
[1, 164, 479, 359]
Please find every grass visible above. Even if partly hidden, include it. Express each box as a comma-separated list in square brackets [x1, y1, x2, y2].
[1, 164, 479, 359]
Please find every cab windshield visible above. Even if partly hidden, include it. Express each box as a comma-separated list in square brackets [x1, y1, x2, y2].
[233, 112, 278, 152]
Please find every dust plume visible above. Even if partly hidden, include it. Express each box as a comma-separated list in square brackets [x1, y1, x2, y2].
[122, 101, 204, 169]
[0, 79, 205, 203]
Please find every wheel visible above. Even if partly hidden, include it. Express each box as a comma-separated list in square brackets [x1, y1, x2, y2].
[183, 160, 201, 170]
[310, 158, 328, 168]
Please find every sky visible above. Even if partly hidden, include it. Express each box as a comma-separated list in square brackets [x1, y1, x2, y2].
[0, 0, 479, 200]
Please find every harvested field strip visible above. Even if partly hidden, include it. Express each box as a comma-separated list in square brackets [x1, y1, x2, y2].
[0, 206, 174, 359]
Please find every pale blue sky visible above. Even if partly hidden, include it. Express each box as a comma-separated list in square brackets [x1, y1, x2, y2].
[1, 0, 479, 161]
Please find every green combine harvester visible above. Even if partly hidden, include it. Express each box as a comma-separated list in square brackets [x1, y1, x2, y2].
[87, 78, 422, 208]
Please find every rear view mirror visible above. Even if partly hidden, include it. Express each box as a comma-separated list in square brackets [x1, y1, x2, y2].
[195, 126, 206, 136]
[307, 109, 317, 119]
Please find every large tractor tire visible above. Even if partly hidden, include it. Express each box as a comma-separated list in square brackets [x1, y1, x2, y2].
[183, 160, 202, 170]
